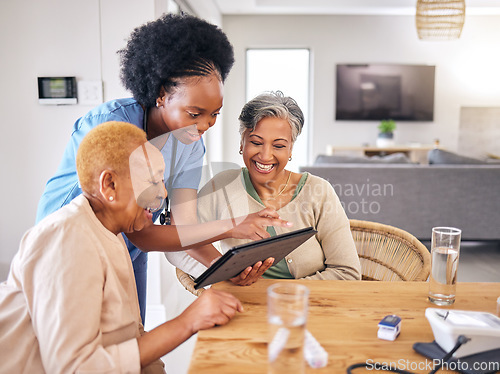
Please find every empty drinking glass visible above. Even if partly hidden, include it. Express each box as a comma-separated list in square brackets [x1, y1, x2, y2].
[267, 283, 309, 374]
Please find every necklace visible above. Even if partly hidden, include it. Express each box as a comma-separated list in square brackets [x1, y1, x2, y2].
[261, 170, 292, 201]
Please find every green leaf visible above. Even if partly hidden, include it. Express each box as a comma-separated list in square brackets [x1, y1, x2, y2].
[378, 119, 396, 133]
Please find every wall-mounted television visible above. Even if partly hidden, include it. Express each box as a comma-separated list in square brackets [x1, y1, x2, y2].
[335, 64, 435, 121]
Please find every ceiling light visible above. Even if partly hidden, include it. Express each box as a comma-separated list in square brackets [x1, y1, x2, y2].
[416, 0, 465, 40]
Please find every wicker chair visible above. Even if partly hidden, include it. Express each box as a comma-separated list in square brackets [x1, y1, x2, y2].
[175, 219, 431, 295]
[175, 267, 205, 296]
[350, 219, 430, 281]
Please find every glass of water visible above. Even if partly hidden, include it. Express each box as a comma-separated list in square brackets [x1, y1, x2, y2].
[267, 283, 309, 374]
[428, 227, 462, 305]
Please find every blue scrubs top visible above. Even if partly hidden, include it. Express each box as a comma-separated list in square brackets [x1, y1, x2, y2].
[36, 98, 205, 322]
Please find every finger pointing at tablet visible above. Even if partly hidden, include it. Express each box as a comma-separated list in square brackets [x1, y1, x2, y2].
[230, 208, 293, 240]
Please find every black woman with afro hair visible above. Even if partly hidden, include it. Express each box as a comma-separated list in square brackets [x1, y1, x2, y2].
[36, 13, 291, 324]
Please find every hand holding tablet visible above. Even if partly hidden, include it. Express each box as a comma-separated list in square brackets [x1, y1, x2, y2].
[194, 227, 317, 289]
[229, 257, 275, 286]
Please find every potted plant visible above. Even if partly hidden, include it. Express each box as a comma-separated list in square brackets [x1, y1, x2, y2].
[376, 119, 396, 147]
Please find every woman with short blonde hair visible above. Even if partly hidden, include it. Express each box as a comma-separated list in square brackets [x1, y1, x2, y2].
[0, 122, 243, 373]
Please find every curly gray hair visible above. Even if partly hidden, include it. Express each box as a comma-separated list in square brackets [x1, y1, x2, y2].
[238, 91, 304, 143]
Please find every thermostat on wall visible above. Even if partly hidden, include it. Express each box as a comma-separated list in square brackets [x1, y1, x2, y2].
[38, 77, 77, 105]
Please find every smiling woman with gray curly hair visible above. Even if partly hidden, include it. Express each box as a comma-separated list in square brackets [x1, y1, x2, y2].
[168, 91, 362, 282]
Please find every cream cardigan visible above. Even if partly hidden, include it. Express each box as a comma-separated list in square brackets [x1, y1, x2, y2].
[166, 169, 361, 280]
[0, 195, 164, 373]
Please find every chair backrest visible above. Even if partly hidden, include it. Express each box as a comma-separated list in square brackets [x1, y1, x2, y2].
[350, 219, 430, 281]
[175, 267, 205, 296]
[175, 220, 431, 295]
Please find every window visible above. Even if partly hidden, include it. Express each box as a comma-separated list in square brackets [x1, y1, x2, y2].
[246, 49, 310, 171]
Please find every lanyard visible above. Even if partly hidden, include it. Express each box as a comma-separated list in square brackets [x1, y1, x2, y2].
[160, 135, 177, 225]
[144, 106, 176, 225]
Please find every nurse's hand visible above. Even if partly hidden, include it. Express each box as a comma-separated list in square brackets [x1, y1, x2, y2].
[230, 208, 293, 241]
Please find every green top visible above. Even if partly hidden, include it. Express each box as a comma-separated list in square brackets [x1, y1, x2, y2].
[241, 168, 308, 279]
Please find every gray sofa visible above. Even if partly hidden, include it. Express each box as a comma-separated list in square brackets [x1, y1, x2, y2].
[300, 158, 500, 241]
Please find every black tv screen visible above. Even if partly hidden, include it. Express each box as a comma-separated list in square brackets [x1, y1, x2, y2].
[335, 64, 435, 121]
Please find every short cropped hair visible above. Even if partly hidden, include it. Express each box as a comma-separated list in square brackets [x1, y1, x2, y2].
[76, 121, 147, 194]
[118, 13, 234, 107]
[238, 91, 304, 143]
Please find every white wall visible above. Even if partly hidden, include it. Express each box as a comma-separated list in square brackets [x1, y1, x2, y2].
[220, 14, 500, 166]
[182, 0, 222, 25]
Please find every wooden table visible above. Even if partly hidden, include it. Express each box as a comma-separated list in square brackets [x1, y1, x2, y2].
[188, 280, 500, 374]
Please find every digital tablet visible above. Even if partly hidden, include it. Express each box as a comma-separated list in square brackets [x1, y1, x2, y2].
[194, 227, 317, 289]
